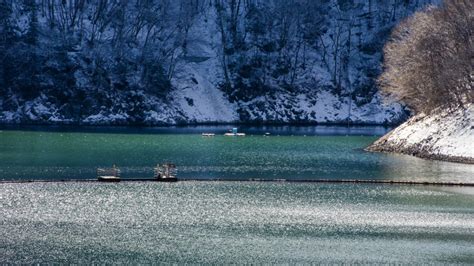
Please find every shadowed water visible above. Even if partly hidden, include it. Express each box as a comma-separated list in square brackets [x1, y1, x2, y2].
[1, 182, 473, 264]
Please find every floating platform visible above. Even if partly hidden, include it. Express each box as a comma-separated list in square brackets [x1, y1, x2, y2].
[97, 176, 121, 182]
[224, 133, 246, 136]
[97, 167, 121, 182]
[154, 163, 178, 182]
[224, 128, 246, 136]
[94, 163, 178, 182]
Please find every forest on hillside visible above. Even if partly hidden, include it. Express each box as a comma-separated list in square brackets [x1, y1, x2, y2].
[0, 0, 435, 125]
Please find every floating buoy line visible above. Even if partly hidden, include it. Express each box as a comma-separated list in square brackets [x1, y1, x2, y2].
[1, 178, 473, 187]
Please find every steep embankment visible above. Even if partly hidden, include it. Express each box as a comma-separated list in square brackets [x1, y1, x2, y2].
[0, 1, 438, 126]
[367, 105, 474, 163]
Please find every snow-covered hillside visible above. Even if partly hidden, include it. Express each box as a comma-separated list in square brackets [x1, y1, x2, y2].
[0, 1, 437, 125]
[367, 104, 474, 163]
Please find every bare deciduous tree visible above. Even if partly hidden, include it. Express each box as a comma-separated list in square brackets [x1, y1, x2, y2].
[379, 0, 473, 114]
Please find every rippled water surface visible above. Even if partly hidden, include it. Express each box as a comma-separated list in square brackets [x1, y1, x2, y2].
[0, 126, 473, 182]
[1, 182, 473, 264]
[1, 126, 473, 263]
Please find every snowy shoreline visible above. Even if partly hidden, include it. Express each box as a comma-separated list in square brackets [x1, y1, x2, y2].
[0, 89, 407, 126]
[367, 104, 474, 164]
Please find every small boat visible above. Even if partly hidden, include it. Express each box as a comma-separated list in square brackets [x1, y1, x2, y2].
[154, 163, 178, 182]
[202, 133, 215, 137]
[97, 165, 121, 182]
[224, 128, 246, 136]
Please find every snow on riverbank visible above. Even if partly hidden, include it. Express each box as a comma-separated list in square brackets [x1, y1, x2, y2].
[367, 104, 474, 163]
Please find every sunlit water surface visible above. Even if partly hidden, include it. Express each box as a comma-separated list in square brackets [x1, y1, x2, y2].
[1, 182, 473, 264]
[0, 126, 473, 263]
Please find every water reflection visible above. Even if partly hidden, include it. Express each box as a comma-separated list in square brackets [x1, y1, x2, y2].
[0, 124, 392, 136]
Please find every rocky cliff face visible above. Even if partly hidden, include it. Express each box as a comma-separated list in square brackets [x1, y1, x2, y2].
[367, 105, 474, 164]
[0, 0, 437, 125]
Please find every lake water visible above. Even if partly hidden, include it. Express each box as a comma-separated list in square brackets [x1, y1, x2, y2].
[0, 125, 473, 182]
[1, 182, 473, 264]
[0, 126, 473, 263]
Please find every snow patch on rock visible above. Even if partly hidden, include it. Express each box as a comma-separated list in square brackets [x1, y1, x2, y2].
[171, 62, 238, 123]
[367, 104, 474, 163]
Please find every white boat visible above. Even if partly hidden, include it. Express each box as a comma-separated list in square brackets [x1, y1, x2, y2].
[224, 128, 246, 136]
[202, 133, 215, 137]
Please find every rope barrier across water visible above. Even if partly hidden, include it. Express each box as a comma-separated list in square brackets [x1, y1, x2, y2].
[0, 178, 473, 187]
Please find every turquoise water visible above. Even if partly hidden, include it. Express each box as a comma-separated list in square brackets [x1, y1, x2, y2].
[0, 127, 473, 182]
[1, 182, 473, 264]
[0, 126, 473, 263]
